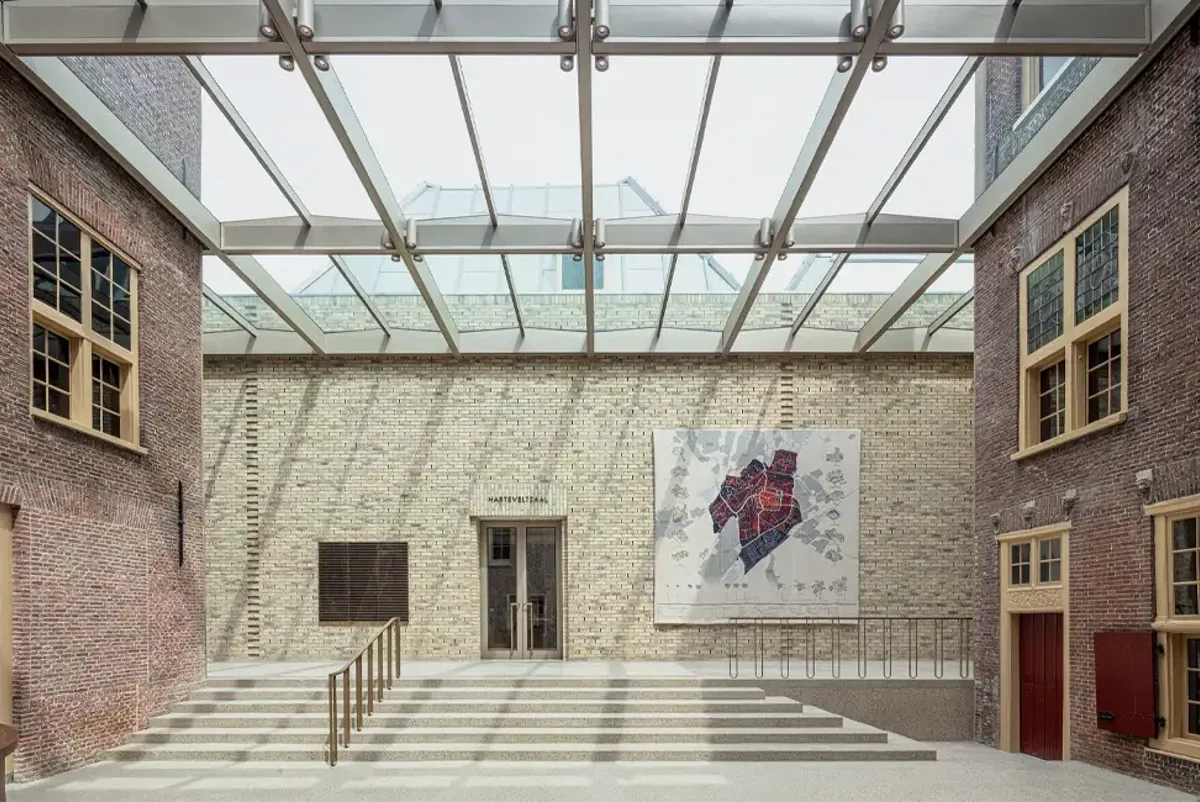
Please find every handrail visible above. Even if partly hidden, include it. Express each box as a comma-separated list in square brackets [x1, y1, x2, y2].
[327, 617, 402, 766]
[0, 723, 17, 802]
[727, 616, 972, 681]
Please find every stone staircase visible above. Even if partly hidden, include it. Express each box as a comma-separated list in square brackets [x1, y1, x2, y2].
[107, 678, 937, 762]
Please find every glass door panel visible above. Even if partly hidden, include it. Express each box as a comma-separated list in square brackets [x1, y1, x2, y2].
[484, 527, 518, 654]
[525, 526, 560, 657]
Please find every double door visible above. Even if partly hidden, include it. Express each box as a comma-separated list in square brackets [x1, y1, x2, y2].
[481, 523, 561, 659]
[1019, 612, 1064, 760]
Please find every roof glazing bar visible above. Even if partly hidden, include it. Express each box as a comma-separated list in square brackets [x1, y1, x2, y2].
[925, 289, 973, 339]
[0, 49, 328, 353]
[788, 55, 979, 339]
[261, 0, 459, 353]
[204, 285, 260, 337]
[182, 55, 393, 338]
[575, 0, 597, 354]
[655, 55, 721, 340]
[449, 54, 524, 336]
[721, 0, 901, 353]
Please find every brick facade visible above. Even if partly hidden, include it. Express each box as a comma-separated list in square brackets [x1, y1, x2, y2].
[203, 354, 974, 661]
[0, 61, 205, 779]
[973, 30, 1200, 794]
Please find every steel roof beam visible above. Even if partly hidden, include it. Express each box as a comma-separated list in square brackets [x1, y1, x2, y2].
[449, 54, 524, 336]
[260, 0, 459, 353]
[182, 54, 392, 338]
[925, 289, 973, 339]
[203, 285, 259, 337]
[789, 55, 980, 339]
[3, 0, 1152, 57]
[655, 55, 721, 338]
[0, 50, 328, 353]
[575, 0, 596, 354]
[218, 213, 961, 255]
[720, 0, 901, 353]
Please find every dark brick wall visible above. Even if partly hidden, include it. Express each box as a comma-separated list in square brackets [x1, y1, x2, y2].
[61, 57, 202, 198]
[0, 61, 205, 779]
[974, 29, 1200, 794]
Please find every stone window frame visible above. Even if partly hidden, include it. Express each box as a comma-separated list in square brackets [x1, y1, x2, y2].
[1151, 494, 1200, 763]
[1014, 187, 1128, 461]
[28, 188, 143, 454]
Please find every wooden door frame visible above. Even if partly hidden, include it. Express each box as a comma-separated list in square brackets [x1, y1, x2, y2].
[998, 523, 1071, 760]
[477, 520, 565, 660]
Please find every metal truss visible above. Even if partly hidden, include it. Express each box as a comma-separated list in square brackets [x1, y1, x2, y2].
[2, 0, 1195, 357]
[2, 0, 1152, 57]
[216, 212, 961, 256]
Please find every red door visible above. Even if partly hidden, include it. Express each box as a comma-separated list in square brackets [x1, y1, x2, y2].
[1019, 612, 1064, 760]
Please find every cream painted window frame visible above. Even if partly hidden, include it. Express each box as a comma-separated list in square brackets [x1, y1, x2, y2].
[28, 188, 143, 454]
[1015, 187, 1129, 460]
[998, 529, 1067, 593]
[1150, 494, 1200, 762]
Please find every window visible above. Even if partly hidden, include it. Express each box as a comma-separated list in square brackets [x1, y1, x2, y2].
[1022, 57, 1073, 107]
[1151, 497, 1200, 759]
[1017, 189, 1127, 455]
[317, 542, 410, 624]
[1004, 533, 1062, 590]
[28, 192, 140, 449]
[1039, 537, 1062, 583]
[561, 255, 604, 291]
[489, 528, 513, 566]
[1010, 542, 1031, 586]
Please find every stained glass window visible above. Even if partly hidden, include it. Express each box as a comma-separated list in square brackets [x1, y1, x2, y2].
[1075, 207, 1120, 322]
[1027, 251, 1064, 353]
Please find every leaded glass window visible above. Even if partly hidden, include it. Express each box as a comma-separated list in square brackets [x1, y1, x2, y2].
[1038, 361, 1066, 442]
[1075, 207, 1120, 322]
[1027, 251, 1064, 353]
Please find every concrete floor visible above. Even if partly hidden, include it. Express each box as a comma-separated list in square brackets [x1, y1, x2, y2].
[209, 659, 973, 681]
[8, 743, 1188, 801]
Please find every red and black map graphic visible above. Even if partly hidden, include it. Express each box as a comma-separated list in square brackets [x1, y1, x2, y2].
[708, 449, 803, 573]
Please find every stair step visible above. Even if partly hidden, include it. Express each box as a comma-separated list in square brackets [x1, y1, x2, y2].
[150, 711, 840, 729]
[206, 678, 751, 689]
[189, 686, 766, 702]
[171, 698, 804, 715]
[107, 740, 936, 762]
[126, 726, 884, 745]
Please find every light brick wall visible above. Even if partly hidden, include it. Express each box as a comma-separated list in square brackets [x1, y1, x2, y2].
[204, 355, 974, 661]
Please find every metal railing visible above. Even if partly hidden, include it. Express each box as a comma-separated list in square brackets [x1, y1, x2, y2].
[327, 618, 402, 766]
[727, 616, 972, 680]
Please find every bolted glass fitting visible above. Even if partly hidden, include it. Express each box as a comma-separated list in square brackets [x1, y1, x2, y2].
[836, 55, 853, 73]
[560, 55, 575, 72]
[314, 55, 331, 71]
[278, 54, 295, 72]
[390, 254, 402, 262]
[297, 24, 315, 40]
[887, 23, 905, 39]
[595, 55, 609, 72]
[558, 24, 573, 40]
[595, 24, 610, 39]
[258, 24, 278, 40]
[872, 55, 887, 72]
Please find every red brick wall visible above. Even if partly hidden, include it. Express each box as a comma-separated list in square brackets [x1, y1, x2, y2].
[974, 30, 1200, 793]
[0, 62, 205, 779]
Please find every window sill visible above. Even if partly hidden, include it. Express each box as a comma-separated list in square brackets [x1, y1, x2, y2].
[1011, 411, 1125, 462]
[31, 408, 146, 455]
[1148, 741, 1200, 765]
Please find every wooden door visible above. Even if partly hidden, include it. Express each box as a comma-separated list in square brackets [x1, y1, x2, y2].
[1019, 612, 1064, 760]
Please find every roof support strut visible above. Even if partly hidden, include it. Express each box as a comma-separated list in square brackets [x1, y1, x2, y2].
[261, 0, 460, 354]
[182, 55, 393, 338]
[720, 0, 901, 353]
[575, 0, 597, 354]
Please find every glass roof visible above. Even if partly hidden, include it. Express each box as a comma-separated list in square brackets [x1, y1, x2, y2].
[12, 0, 1156, 355]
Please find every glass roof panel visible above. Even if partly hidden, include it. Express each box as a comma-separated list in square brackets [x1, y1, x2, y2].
[742, 253, 836, 331]
[593, 57, 711, 218]
[200, 56, 375, 218]
[660, 255, 755, 332]
[459, 56, 580, 197]
[688, 58, 831, 218]
[801, 58, 968, 217]
[301, 255, 439, 332]
[882, 73, 977, 219]
[200, 91, 295, 221]
[892, 256, 975, 328]
[944, 297, 975, 331]
[800, 255, 922, 332]
[202, 294, 241, 334]
[202, 255, 291, 331]
[337, 56, 481, 213]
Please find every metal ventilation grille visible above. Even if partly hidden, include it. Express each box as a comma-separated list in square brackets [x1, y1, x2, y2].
[318, 542, 409, 624]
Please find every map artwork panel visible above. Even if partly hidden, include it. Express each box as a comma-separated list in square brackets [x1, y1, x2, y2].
[653, 429, 861, 624]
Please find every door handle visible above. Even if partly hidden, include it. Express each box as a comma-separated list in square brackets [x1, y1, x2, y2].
[509, 602, 519, 657]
